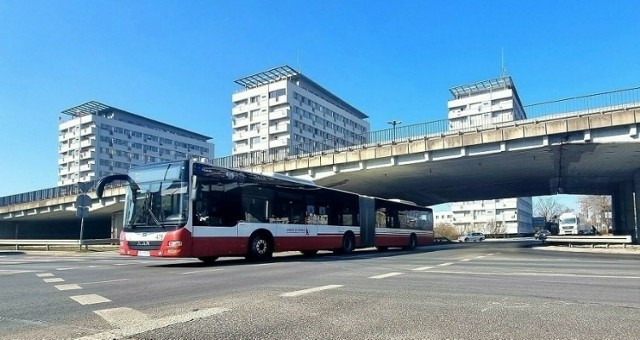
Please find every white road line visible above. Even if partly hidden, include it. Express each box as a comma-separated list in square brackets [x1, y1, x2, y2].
[0, 269, 34, 275]
[113, 263, 135, 266]
[487, 253, 495, 256]
[417, 270, 640, 280]
[56, 267, 79, 271]
[77, 307, 230, 340]
[94, 307, 148, 326]
[369, 272, 404, 279]
[55, 284, 82, 291]
[36, 273, 55, 277]
[280, 285, 343, 297]
[77, 279, 130, 286]
[411, 266, 434, 271]
[43, 278, 65, 283]
[459, 258, 472, 262]
[181, 268, 224, 275]
[69, 294, 111, 305]
[438, 262, 454, 267]
[475, 255, 486, 259]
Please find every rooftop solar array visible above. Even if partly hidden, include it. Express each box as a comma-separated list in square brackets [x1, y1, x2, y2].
[234, 65, 299, 89]
[61, 101, 111, 116]
[449, 76, 514, 98]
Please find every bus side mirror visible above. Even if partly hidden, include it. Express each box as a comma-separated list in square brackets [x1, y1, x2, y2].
[96, 174, 136, 199]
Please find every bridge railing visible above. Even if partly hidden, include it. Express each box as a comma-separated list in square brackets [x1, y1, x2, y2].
[2, 86, 640, 207]
[0, 238, 119, 251]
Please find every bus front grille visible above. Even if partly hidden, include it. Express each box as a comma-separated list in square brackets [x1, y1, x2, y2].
[128, 241, 163, 250]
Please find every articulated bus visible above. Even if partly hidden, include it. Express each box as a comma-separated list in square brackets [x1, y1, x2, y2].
[96, 159, 434, 263]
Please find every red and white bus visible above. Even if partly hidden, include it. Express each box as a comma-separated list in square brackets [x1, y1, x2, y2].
[96, 159, 434, 263]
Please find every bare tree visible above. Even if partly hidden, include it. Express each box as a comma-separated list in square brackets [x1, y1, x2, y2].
[434, 222, 459, 240]
[578, 195, 612, 233]
[485, 219, 507, 237]
[534, 196, 567, 222]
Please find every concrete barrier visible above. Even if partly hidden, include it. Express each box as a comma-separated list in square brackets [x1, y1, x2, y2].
[543, 235, 632, 248]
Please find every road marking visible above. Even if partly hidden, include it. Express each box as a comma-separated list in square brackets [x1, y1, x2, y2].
[369, 272, 403, 279]
[94, 307, 148, 326]
[459, 258, 472, 262]
[55, 284, 82, 291]
[77, 279, 130, 285]
[0, 269, 34, 275]
[417, 270, 640, 280]
[411, 266, 434, 271]
[181, 268, 224, 275]
[438, 262, 454, 267]
[280, 285, 343, 297]
[69, 294, 111, 305]
[486, 253, 495, 256]
[113, 263, 135, 266]
[77, 307, 230, 340]
[56, 267, 79, 271]
[475, 255, 486, 259]
[37, 273, 55, 277]
[43, 278, 65, 283]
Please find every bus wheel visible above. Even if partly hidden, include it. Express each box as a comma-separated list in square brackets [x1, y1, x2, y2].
[301, 250, 318, 257]
[340, 233, 355, 253]
[198, 257, 219, 265]
[403, 234, 417, 250]
[247, 233, 273, 261]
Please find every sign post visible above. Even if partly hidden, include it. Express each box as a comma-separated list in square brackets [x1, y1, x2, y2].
[75, 194, 91, 249]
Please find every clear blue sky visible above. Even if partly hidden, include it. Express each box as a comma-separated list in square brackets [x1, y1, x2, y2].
[1, 1, 638, 211]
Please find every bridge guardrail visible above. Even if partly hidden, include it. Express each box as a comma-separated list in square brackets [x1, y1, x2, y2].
[543, 235, 632, 248]
[0, 238, 118, 251]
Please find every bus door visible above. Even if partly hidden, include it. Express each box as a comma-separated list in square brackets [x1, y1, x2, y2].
[359, 196, 375, 247]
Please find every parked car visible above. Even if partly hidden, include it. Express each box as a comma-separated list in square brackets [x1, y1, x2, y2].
[458, 232, 485, 242]
[535, 230, 551, 239]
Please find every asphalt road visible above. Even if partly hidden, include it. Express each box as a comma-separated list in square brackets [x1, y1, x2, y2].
[1, 240, 639, 339]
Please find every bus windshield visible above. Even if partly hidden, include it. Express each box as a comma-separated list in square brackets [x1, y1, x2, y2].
[123, 161, 189, 231]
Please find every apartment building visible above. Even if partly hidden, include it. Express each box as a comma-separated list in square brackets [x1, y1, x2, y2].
[231, 65, 370, 161]
[447, 76, 527, 130]
[450, 198, 533, 235]
[446, 76, 533, 235]
[58, 101, 214, 186]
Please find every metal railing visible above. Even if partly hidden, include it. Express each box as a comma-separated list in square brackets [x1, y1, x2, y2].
[543, 235, 633, 248]
[2, 86, 640, 207]
[0, 238, 119, 251]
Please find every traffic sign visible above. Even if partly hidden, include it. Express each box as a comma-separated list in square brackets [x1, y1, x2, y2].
[75, 206, 89, 218]
[75, 194, 92, 208]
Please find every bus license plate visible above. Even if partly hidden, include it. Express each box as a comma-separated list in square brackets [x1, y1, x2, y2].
[137, 251, 150, 256]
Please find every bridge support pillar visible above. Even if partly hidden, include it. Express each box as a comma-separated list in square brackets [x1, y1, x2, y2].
[633, 172, 640, 243]
[612, 180, 636, 243]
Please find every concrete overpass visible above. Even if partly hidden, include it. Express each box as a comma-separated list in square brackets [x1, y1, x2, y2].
[2, 88, 640, 241]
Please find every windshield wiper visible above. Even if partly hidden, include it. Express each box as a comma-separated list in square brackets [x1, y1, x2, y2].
[147, 207, 163, 228]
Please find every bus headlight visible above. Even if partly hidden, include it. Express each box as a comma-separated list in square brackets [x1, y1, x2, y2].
[168, 240, 182, 248]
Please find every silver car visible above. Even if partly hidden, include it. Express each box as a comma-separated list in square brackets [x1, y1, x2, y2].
[458, 232, 485, 242]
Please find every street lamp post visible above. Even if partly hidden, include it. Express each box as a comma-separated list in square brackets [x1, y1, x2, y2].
[387, 120, 401, 142]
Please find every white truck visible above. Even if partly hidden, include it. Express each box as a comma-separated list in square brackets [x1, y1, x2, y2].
[557, 212, 588, 235]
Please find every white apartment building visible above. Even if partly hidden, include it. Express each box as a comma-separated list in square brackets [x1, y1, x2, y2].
[231, 65, 370, 161]
[450, 198, 533, 235]
[58, 101, 214, 186]
[447, 77, 533, 235]
[448, 76, 526, 131]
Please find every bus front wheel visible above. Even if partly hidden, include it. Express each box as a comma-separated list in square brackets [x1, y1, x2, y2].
[247, 233, 273, 261]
